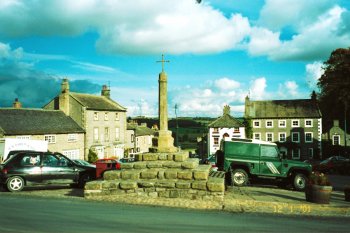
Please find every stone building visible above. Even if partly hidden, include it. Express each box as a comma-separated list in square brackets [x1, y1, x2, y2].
[0, 101, 85, 159]
[245, 96, 322, 160]
[322, 120, 350, 157]
[207, 105, 245, 156]
[44, 79, 127, 159]
[125, 122, 155, 159]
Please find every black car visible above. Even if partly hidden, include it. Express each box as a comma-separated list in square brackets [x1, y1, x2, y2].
[0, 151, 96, 192]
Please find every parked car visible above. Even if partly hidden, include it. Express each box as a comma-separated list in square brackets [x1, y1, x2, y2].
[0, 151, 96, 192]
[72, 159, 95, 167]
[312, 156, 350, 174]
[94, 158, 121, 179]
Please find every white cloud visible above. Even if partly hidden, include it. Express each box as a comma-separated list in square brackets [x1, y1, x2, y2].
[278, 81, 303, 98]
[0, 0, 251, 55]
[249, 77, 267, 100]
[252, 3, 350, 61]
[306, 61, 324, 89]
[214, 77, 240, 90]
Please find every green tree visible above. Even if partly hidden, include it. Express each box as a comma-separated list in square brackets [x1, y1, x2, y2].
[318, 48, 350, 130]
[87, 149, 98, 163]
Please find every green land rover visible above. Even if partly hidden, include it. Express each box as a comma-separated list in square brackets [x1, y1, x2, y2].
[216, 138, 312, 191]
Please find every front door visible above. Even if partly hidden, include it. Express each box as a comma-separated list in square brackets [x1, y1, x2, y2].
[259, 145, 282, 177]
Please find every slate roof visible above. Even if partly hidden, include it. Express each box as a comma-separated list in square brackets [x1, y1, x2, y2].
[245, 99, 322, 118]
[0, 108, 85, 135]
[127, 124, 155, 136]
[70, 93, 126, 112]
[208, 114, 244, 128]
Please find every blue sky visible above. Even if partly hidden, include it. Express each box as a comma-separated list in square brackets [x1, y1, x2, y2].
[0, 0, 350, 117]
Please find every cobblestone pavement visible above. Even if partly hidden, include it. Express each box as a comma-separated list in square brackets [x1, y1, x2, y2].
[1, 184, 349, 217]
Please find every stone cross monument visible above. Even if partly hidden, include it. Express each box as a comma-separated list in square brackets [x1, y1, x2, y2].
[156, 54, 177, 152]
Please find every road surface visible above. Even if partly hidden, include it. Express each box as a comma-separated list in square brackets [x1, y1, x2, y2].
[0, 194, 349, 233]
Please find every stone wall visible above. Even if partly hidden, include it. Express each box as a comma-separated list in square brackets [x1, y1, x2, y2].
[84, 152, 225, 202]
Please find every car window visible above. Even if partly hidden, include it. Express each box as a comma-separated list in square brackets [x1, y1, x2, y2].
[20, 154, 41, 166]
[43, 154, 70, 167]
[261, 145, 279, 158]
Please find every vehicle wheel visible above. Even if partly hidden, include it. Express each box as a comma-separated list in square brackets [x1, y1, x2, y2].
[231, 169, 248, 187]
[7, 176, 25, 192]
[78, 174, 90, 189]
[293, 173, 307, 191]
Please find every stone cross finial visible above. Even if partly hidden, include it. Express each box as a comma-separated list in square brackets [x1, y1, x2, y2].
[223, 105, 230, 115]
[157, 54, 170, 72]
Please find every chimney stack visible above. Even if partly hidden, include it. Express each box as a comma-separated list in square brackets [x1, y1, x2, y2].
[101, 85, 110, 99]
[13, 98, 22, 109]
[59, 78, 70, 115]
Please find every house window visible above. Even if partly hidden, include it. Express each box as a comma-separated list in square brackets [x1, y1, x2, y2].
[104, 112, 109, 121]
[62, 149, 80, 160]
[68, 134, 78, 142]
[94, 112, 99, 121]
[213, 128, 219, 133]
[278, 120, 286, 128]
[266, 120, 273, 128]
[291, 132, 300, 143]
[253, 120, 261, 128]
[305, 132, 313, 143]
[333, 135, 340, 145]
[16, 135, 31, 140]
[104, 127, 109, 142]
[115, 128, 120, 141]
[233, 127, 240, 133]
[44, 135, 56, 144]
[305, 119, 313, 127]
[279, 132, 286, 142]
[115, 113, 119, 121]
[253, 133, 261, 140]
[93, 128, 99, 142]
[308, 148, 314, 159]
[291, 120, 299, 127]
[213, 137, 219, 145]
[292, 149, 300, 159]
[266, 133, 273, 142]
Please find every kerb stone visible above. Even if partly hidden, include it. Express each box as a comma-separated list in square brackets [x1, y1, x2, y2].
[120, 163, 134, 169]
[103, 170, 121, 180]
[207, 177, 225, 192]
[141, 170, 158, 179]
[120, 181, 138, 190]
[121, 170, 140, 180]
[164, 170, 178, 179]
[182, 158, 199, 169]
[192, 181, 208, 190]
[193, 169, 209, 180]
[143, 153, 159, 161]
[85, 181, 102, 190]
[177, 170, 193, 180]
[174, 152, 189, 162]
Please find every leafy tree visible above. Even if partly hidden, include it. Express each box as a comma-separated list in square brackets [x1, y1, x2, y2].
[318, 48, 350, 131]
[87, 149, 98, 163]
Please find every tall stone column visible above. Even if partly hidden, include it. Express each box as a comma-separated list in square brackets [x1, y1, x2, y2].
[156, 55, 177, 153]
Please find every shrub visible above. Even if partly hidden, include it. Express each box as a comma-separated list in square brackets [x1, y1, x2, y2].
[308, 171, 331, 186]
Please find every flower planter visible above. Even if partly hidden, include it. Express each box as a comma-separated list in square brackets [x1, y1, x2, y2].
[305, 185, 333, 204]
[345, 186, 350, 202]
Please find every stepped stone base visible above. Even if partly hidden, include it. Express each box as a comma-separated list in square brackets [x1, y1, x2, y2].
[84, 152, 225, 202]
[155, 130, 177, 153]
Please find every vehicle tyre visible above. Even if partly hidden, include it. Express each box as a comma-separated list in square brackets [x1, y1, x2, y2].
[293, 173, 307, 191]
[78, 174, 90, 189]
[7, 176, 25, 192]
[231, 169, 248, 187]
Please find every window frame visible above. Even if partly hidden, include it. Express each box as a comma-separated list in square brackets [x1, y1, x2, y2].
[266, 120, 273, 128]
[291, 132, 300, 143]
[305, 119, 313, 127]
[292, 149, 300, 159]
[253, 133, 261, 140]
[332, 135, 340, 145]
[305, 132, 313, 143]
[67, 134, 78, 142]
[279, 132, 286, 142]
[253, 120, 261, 128]
[94, 112, 99, 121]
[291, 119, 300, 128]
[278, 120, 286, 128]
[266, 132, 273, 142]
[44, 135, 56, 144]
